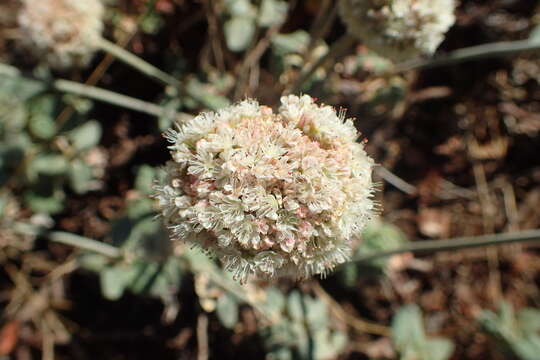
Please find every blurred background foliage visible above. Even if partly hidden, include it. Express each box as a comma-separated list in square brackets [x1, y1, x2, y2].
[1, 0, 539, 359]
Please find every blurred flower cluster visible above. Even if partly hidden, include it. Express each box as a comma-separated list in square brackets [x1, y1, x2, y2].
[339, 0, 456, 61]
[18, 0, 104, 69]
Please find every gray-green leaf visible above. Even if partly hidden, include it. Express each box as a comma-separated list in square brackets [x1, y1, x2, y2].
[224, 17, 256, 52]
[68, 120, 102, 151]
[258, 0, 288, 27]
[216, 294, 239, 329]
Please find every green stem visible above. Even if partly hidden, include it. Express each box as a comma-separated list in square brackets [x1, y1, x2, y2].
[54, 78, 167, 117]
[396, 39, 540, 72]
[288, 33, 357, 95]
[354, 229, 540, 264]
[13, 222, 122, 259]
[96, 38, 181, 90]
[0, 62, 170, 117]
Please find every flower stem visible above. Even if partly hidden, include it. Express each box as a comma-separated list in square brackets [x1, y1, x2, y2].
[287, 33, 357, 95]
[0, 62, 172, 117]
[13, 222, 122, 259]
[396, 38, 540, 72]
[54, 78, 167, 117]
[96, 37, 182, 90]
[354, 229, 540, 264]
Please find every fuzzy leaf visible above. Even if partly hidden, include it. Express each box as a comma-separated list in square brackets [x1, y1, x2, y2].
[479, 302, 540, 360]
[28, 114, 56, 140]
[517, 308, 540, 334]
[392, 305, 427, 352]
[0, 76, 44, 100]
[216, 294, 239, 329]
[29, 154, 68, 178]
[69, 160, 97, 194]
[424, 338, 454, 360]
[225, 0, 256, 17]
[529, 24, 540, 42]
[68, 120, 102, 151]
[224, 17, 256, 52]
[305, 297, 328, 328]
[135, 165, 157, 195]
[258, 0, 288, 27]
[262, 287, 286, 314]
[271, 30, 309, 55]
[287, 290, 304, 321]
[0, 98, 27, 133]
[313, 328, 347, 360]
[512, 337, 540, 360]
[100, 265, 133, 301]
[24, 188, 65, 214]
[357, 220, 408, 268]
[78, 253, 109, 273]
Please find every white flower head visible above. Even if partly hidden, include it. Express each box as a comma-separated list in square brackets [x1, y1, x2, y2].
[339, 0, 456, 62]
[18, 0, 104, 69]
[155, 95, 376, 283]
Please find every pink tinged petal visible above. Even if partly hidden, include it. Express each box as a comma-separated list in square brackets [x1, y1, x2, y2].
[299, 221, 313, 238]
[295, 205, 309, 218]
[260, 106, 273, 116]
[280, 237, 295, 253]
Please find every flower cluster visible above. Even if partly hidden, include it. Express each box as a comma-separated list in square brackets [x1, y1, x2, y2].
[339, 0, 456, 62]
[154, 95, 376, 283]
[18, 0, 104, 69]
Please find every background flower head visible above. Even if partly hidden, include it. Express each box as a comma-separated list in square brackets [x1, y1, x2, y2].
[155, 95, 376, 283]
[339, 0, 456, 62]
[18, 0, 104, 69]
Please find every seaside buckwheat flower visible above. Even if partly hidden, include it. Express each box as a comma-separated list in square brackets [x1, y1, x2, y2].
[339, 0, 456, 62]
[154, 95, 376, 283]
[18, 0, 104, 69]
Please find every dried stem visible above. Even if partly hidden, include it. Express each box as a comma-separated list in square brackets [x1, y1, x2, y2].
[196, 314, 209, 360]
[306, 0, 338, 56]
[313, 282, 391, 336]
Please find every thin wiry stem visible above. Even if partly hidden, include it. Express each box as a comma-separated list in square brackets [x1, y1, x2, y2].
[375, 166, 417, 195]
[312, 282, 391, 336]
[396, 38, 540, 72]
[354, 229, 540, 264]
[13, 222, 122, 259]
[54, 78, 167, 117]
[196, 314, 209, 360]
[96, 37, 182, 90]
[0, 62, 173, 117]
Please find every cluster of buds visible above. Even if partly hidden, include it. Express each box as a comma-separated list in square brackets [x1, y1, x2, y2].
[18, 0, 104, 69]
[339, 0, 456, 62]
[154, 95, 376, 283]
